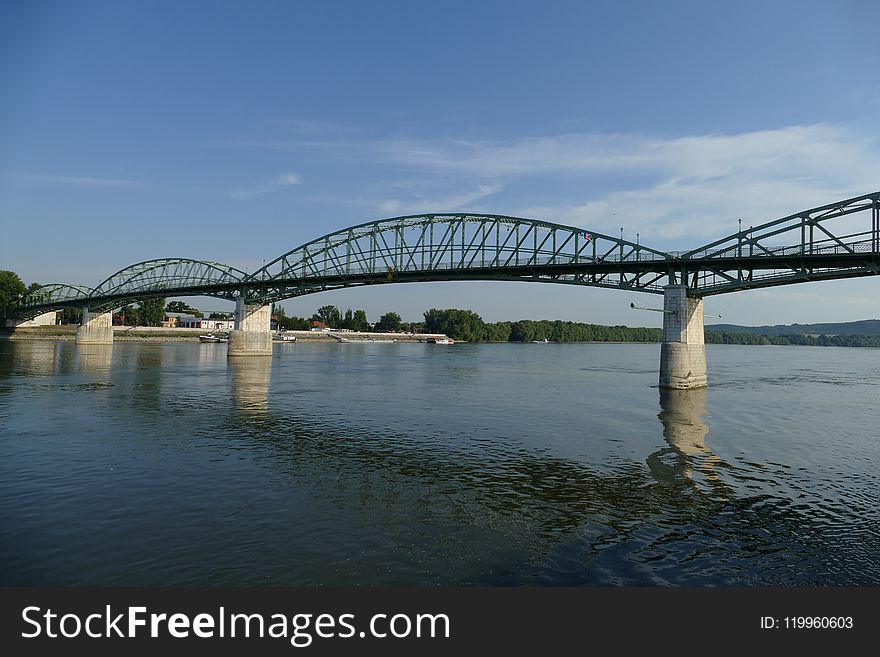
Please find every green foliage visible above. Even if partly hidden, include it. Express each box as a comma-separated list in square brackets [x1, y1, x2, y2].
[118, 305, 138, 326]
[313, 305, 341, 328]
[338, 308, 371, 331]
[506, 319, 662, 343]
[423, 308, 488, 342]
[422, 308, 664, 343]
[705, 330, 880, 348]
[351, 309, 370, 331]
[61, 307, 83, 324]
[0, 270, 27, 320]
[277, 314, 310, 330]
[138, 297, 166, 327]
[374, 311, 402, 332]
[166, 300, 203, 317]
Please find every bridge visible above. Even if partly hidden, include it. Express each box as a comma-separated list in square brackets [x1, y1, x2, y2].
[12, 191, 880, 389]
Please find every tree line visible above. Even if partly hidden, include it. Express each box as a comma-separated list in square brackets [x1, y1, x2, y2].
[704, 330, 880, 348]
[274, 304, 405, 333]
[422, 308, 663, 342]
[4, 270, 880, 347]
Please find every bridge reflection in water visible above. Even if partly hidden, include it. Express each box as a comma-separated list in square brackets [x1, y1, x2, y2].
[651, 387, 727, 498]
[3, 340, 868, 585]
[75, 344, 113, 374]
[229, 357, 271, 416]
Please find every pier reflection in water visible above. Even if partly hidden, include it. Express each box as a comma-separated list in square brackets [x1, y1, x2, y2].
[3, 341, 65, 377]
[75, 344, 113, 374]
[1, 341, 878, 586]
[229, 357, 271, 416]
[651, 388, 725, 496]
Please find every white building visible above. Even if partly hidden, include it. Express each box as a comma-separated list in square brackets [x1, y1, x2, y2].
[177, 314, 235, 331]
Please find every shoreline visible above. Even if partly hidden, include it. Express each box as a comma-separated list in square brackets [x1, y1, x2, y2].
[0, 327, 448, 343]
[4, 327, 876, 348]
[0, 328, 663, 345]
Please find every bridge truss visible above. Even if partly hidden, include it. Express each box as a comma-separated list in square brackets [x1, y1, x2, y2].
[11, 191, 880, 318]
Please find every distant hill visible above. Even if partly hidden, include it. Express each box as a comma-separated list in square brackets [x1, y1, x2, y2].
[706, 319, 880, 337]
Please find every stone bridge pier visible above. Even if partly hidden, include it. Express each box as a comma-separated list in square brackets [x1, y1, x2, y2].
[75, 307, 114, 345]
[659, 285, 707, 389]
[228, 299, 273, 357]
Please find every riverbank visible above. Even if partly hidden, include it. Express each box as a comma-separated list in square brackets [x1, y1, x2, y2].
[0, 326, 449, 343]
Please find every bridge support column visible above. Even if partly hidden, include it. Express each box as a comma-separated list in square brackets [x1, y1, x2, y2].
[659, 285, 707, 389]
[75, 307, 114, 345]
[227, 300, 273, 357]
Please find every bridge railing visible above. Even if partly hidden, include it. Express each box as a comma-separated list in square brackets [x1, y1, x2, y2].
[684, 191, 880, 263]
[687, 231, 876, 261]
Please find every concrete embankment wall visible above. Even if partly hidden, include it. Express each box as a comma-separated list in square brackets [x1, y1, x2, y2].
[1, 326, 450, 343]
[2, 325, 203, 342]
[280, 330, 449, 342]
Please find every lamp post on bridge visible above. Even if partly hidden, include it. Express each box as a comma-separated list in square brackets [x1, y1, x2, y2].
[738, 218, 742, 258]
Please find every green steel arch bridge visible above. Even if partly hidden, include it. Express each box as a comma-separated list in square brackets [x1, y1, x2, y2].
[11, 190, 880, 388]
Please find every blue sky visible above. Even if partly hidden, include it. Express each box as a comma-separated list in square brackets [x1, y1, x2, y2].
[2, 0, 880, 326]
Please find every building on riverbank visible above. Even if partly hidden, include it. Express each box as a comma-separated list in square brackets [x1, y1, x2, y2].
[176, 314, 234, 331]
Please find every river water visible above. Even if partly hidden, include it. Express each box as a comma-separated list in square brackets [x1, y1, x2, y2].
[1, 340, 878, 586]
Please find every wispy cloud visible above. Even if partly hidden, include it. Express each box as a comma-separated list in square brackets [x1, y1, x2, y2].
[229, 170, 302, 200]
[16, 172, 139, 188]
[368, 126, 880, 243]
[238, 124, 880, 244]
[512, 130, 880, 244]
[378, 182, 503, 215]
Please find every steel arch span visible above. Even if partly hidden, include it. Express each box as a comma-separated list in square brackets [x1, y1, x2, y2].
[14, 259, 249, 316]
[8, 190, 880, 318]
[245, 213, 673, 303]
[89, 258, 248, 307]
[680, 190, 880, 295]
[15, 283, 96, 320]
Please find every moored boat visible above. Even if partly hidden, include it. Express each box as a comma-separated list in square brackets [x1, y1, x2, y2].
[199, 334, 220, 343]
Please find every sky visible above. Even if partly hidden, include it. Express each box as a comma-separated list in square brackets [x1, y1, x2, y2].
[2, 0, 880, 327]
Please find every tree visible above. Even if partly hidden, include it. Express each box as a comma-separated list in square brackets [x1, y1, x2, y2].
[374, 311, 402, 332]
[138, 298, 166, 327]
[278, 314, 310, 330]
[0, 270, 27, 321]
[351, 310, 370, 331]
[115, 306, 132, 326]
[167, 300, 203, 317]
[290, 316, 310, 330]
[314, 305, 341, 328]
[424, 308, 485, 341]
[121, 304, 140, 326]
[61, 307, 83, 325]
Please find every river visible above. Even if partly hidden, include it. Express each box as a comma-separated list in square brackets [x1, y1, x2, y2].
[1, 340, 877, 585]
